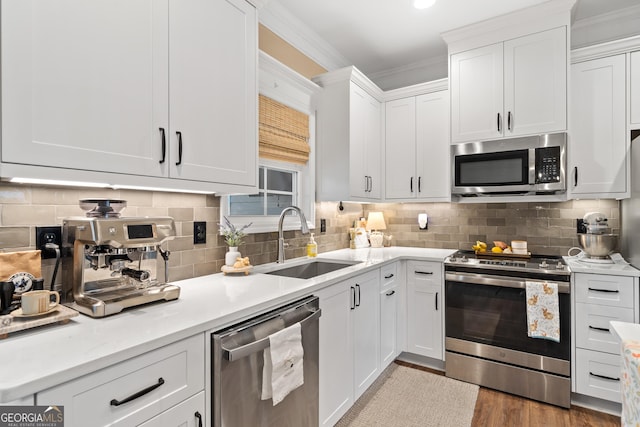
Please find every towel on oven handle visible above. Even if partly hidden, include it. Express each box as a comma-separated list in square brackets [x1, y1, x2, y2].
[525, 281, 560, 342]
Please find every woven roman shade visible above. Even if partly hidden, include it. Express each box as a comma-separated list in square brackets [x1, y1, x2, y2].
[259, 94, 310, 164]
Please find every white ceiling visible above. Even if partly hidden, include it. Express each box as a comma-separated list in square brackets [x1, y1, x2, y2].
[261, 0, 640, 89]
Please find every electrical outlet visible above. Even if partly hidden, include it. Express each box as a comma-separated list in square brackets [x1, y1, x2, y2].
[320, 219, 327, 233]
[194, 221, 207, 244]
[36, 226, 62, 259]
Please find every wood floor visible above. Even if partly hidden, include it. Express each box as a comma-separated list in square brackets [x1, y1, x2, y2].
[395, 361, 620, 426]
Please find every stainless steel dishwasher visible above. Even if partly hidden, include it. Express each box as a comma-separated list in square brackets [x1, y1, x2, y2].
[212, 296, 321, 427]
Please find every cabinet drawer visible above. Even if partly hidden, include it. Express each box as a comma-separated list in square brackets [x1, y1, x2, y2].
[407, 261, 442, 289]
[575, 348, 621, 403]
[574, 274, 634, 308]
[138, 391, 205, 427]
[37, 334, 205, 427]
[575, 303, 633, 354]
[380, 263, 398, 290]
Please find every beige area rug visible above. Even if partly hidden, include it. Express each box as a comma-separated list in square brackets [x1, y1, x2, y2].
[335, 363, 479, 427]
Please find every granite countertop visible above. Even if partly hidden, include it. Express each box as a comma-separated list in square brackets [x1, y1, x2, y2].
[0, 247, 456, 403]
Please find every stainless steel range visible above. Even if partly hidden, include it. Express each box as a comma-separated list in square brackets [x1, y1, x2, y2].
[444, 250, 571, 407]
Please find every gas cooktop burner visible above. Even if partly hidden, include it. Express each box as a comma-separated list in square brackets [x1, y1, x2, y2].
[445, 250, 569, 275]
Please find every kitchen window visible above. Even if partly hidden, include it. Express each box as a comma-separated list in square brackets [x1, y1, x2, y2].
[228, 165, 298, 216]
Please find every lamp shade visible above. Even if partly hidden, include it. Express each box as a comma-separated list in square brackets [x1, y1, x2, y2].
[366, 212, 387, 231]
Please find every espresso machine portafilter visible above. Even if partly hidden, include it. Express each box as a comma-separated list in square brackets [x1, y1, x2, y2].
[61, 200, 180, 317]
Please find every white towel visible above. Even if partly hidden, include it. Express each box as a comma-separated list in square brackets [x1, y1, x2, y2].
[261, 322, 304, 405]
[525, 281, 560, 342]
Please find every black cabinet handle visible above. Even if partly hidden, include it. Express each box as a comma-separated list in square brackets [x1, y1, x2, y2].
[159, 128, 166, 164]
[589, 372, 619, 382]
[507, 111, 512, 131]
[435, 292, 438, 311]
[497, 112, 501, 133]
[410, 177, 414, 193]
[110, 378, 164, 406]
[588, 287, 619, 293]
[386, 290, 395, 296]
[175, 131, 183, 166]
[415, 271, 433, 275]
[588, 325, 610, 332]
[195, 411, 203, 427]
[355, 284, 361, 307]
[418, 176, 422, 193]
[384, 274, 394, 279]
[350, 286, 355, 310]
[574, 166, 578, 187]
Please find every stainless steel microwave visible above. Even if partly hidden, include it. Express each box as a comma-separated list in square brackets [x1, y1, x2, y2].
[451, 133, 566, 197]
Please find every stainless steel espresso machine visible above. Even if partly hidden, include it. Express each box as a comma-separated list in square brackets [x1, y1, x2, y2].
[61, 199, 180, 317]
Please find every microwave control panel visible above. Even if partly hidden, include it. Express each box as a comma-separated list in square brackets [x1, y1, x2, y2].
[535, 146, 561, 183]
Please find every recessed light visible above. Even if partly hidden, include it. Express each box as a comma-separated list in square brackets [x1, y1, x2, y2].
[414, 0, 436, 9]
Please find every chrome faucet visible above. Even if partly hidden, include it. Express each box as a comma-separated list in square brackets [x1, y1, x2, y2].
[277, 206, 310, 263]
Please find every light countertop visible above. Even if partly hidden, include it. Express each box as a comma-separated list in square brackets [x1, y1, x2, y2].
[0, 247, 455, 403]
[610, 321, 640, 342]
[564, 255, 640, 277]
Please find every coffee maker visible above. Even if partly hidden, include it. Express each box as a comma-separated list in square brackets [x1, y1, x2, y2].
[61, 199, 180, 317]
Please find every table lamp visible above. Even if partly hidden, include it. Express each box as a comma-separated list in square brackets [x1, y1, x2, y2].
[366, 212, 387, 248]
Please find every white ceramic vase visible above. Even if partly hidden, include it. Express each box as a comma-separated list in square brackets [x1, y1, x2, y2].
[225, 246, 241, 267]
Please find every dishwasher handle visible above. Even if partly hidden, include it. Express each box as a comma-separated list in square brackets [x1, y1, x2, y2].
[222, 307, 321, 362]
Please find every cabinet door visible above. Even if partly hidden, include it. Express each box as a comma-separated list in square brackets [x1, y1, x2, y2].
[631, 51, 640, 126]
[380, 285, 398, 368]
[406, 261, 443, 360]
[570, 55, 626, 196]
[317, 281, 353, 427]
[138, 391, 205, 427]
[352, 271, 380, 399]
[416, 91, 450, 200]
[349, 83, 381, 199]
[1, 0, 168, 177]
[450, 43, 503, 143]
[168, 0, 256, 186]
[504, 27, 567, 137]
[385, 97, 416, 199]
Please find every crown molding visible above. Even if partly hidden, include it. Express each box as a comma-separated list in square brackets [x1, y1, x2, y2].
[311, 66, 385, 101]
[442, 0, 575, 54]
[572, 3, 640, 31]
[368, 53, 447, 81]
[259, 2, 350, 72]
[383, 78, 448, 101]
[571, 34, 640, 63]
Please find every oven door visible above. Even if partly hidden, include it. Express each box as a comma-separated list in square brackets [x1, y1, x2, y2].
[445, 272, 570, 361]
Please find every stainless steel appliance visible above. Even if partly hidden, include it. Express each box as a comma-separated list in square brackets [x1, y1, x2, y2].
[621, 131, 640, 268]
[451, 132, 566, 197]
[212, 296, 320, 427]
[576, 212, 619, 261]
[444, 251, 571, 407]
[61, 199, 179, 317]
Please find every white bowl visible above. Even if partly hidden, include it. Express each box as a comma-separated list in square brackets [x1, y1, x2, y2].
[511, 240, 527, 249]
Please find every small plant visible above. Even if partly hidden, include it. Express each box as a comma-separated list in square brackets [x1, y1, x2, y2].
[219, 216, 252, 247]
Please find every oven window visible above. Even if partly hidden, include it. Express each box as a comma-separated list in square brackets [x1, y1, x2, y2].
[445, 281, 570, 360]
[455, 149, 528, 186]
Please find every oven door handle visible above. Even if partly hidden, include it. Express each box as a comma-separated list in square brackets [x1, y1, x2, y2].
[445, 272, 570, 294]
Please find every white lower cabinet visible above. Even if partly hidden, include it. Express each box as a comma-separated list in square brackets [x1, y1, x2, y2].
[138, 391, 205, 427]
[36, 334, 205, 427]
[406, 261, 443, 360]
[317, 269, 380, 427]
[380, 263, 399, 368]
[573, 273, 637, 403]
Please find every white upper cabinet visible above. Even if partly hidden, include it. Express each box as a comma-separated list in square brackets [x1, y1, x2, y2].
[385, 88, 449, 201]
[570, 54, 627, 198]
[313, 68, 383, 202]
[1, 0, 257, 192]
[450, 27, 566, 143]
[631, 51, 640, 128]
[450, 43, 503, 143]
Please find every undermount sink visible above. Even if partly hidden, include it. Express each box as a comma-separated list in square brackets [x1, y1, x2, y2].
[266, 260, 361, 280]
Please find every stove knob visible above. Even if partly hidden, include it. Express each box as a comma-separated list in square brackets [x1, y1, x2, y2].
[461, 256, 468, 263]
[539, 260, 549, 268]
[449, 256, 457, 262]
[556, 261, 564, 270]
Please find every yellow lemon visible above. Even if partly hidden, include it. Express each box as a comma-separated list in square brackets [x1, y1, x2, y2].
[491, 246, 503, 253]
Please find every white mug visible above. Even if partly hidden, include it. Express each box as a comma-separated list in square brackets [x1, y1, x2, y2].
[21, 290, 59, 315]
